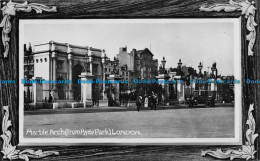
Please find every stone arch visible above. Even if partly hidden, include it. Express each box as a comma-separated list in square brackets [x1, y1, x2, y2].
[72, 63, 84, 100]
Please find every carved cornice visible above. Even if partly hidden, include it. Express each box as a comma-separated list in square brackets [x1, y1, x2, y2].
[200, 0, 257, 56]
[202, 104, 259, 160]
[1, 106, 59, 160]
[0, 0, 57, 58]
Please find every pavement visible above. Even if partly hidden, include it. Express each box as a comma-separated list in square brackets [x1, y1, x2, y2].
[24, 103, 235, 138]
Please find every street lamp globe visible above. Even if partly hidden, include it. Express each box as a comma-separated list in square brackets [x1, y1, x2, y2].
[198, 62, 203, 71]
[161, 56, 166, 69]
[198, 62, 203, 78]
[178, 59, 182, 68]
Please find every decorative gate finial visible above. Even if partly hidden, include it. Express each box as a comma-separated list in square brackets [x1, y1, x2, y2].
[0, 0, 57, 58]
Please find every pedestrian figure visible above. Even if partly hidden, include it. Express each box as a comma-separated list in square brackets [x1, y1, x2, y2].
[107, 90, 113, 106]
[136, 95, 142, 112]
[48, 94, 53, 103]
[120, 92, 123, 106]
[92, 86, 99, 107]
[125, 90, 129, 107]
[152, 92, 157, 110]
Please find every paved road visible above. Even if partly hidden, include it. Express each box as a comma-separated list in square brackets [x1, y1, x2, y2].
[24, 105, 234, 138]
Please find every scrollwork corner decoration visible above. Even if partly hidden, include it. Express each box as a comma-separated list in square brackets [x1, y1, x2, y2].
[202, 104, 258, 160]
[200, 0, 257, 56]
[1, 106, 59, 160]
[0, 0, 57, 58]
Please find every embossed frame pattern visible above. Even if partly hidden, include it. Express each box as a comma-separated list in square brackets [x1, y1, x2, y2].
[0, 0, 259, 160]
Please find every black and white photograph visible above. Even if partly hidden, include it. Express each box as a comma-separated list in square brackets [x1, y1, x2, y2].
[0, 0, 259, 160]
[19, 19, 241, 144]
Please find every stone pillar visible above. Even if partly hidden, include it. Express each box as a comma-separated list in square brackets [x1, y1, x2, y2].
[33, 77, 43, 104]
[198, 78, 201, 95]
[80, 72, 94, 108]
[177, 79, 185, 102]
[210, 79, 216, 91]
[102, 50, 107, 100]
[68, 54, 74, 100]
[156, 74, 170, 105]
[32, 77, 44, 109]
[107, 74, 121, 106]
[177, 80, 180, 99]
[115, 83, 120, 105]
[192, 80, 196, 95]
[51, 52, 58, 100]
[158, 78, 165, 103]
[161, 79, 169, 105]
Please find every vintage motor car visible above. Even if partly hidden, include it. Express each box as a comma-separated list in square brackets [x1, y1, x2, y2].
[185, 90, 216, 107]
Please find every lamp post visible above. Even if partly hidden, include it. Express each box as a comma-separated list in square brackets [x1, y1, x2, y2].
[211, 62, 217, 78]
[159, 56, 170, 105]
[198, 62, 203, 76]
[112, 57, 119, 75]
[178, 59, 182, 69]
[109, 57, 120, 106]
[161, 56, 166, 72]
[198, 62, 203, 95]
[102, 50, 107, 100]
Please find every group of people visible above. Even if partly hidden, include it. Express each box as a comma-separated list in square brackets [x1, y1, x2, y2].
[136, 91, 158, 112]
[107, 87, 118, 106]
[92, 86, 100, 107]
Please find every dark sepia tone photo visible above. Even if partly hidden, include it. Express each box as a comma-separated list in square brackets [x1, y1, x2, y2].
[20, 19, 240, 142]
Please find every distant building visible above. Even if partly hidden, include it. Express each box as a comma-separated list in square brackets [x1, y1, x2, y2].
[117, 46, 158, 89]
[24, 43, 34, 103]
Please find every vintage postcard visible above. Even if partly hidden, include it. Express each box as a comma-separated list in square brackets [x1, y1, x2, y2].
[19, 19, 241, 144]
[0, 0, 259, 160]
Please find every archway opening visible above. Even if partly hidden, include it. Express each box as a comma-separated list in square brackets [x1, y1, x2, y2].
[72, 64, 84, 101]
[57, 76, 66, 100]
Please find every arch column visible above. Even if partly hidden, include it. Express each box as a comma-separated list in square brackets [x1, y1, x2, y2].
[51, 52, 58, 100]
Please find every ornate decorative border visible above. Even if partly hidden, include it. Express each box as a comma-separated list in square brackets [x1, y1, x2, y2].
[202, 104, 258, 160]
[200, 0, 257, 56]
[200, 0, 258, 160]
[0, 0, 56, 58]
[0, 1, 58, 160]
[1, 106, 59, 160]
[0, 0, 258, 160]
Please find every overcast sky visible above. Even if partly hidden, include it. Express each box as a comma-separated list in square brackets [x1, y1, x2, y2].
[22, 19, 236, 76]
